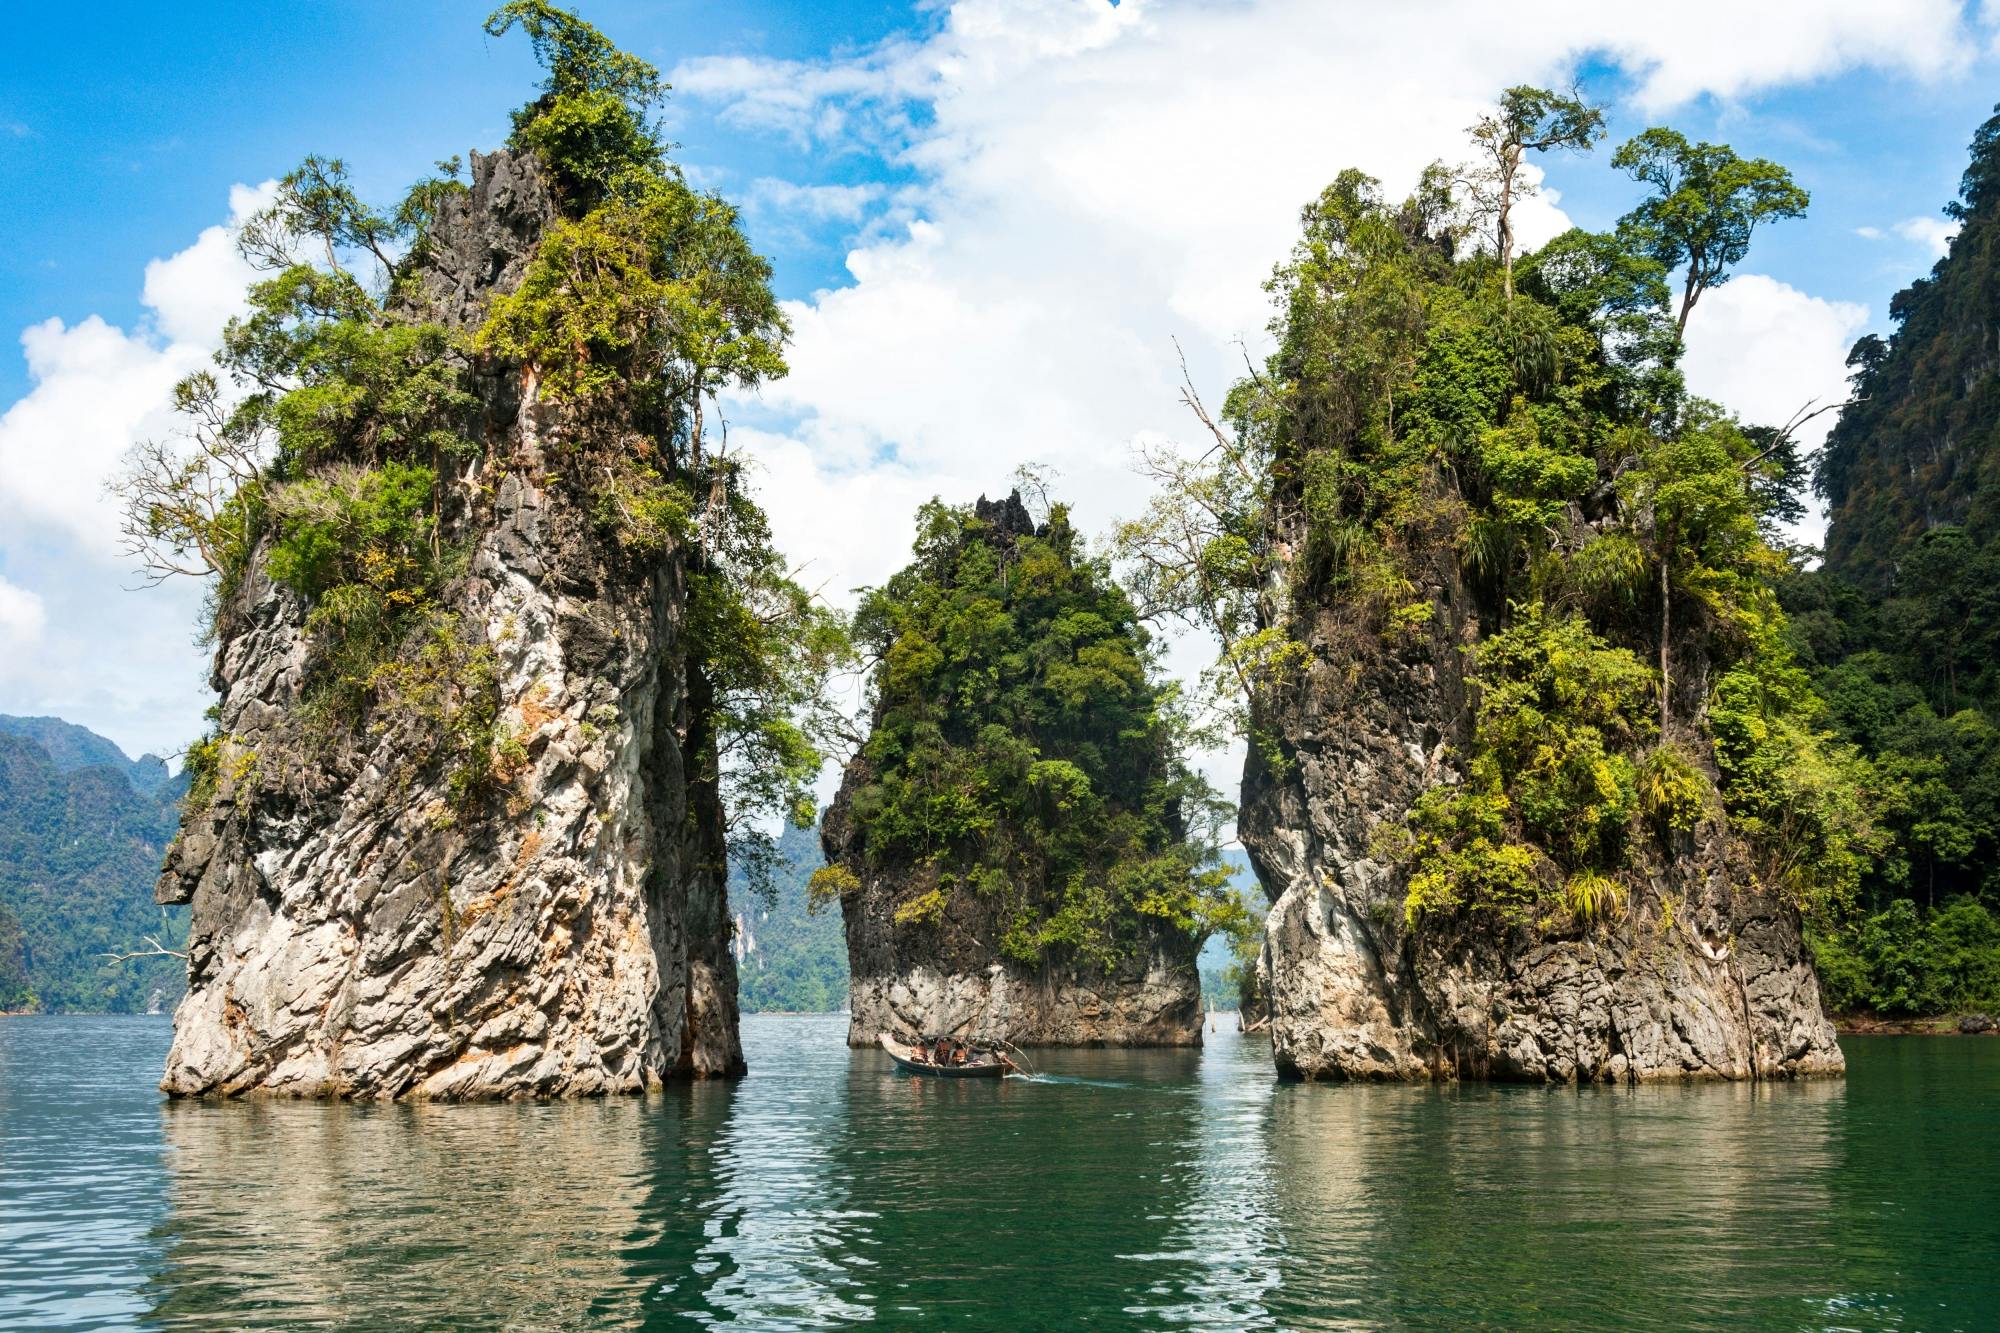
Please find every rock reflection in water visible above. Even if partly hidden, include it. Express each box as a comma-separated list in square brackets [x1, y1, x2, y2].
[12, 1016, 1990, 1330]
[148, 1087, 734, 1328]
[1263, 1075, 1846, 1330]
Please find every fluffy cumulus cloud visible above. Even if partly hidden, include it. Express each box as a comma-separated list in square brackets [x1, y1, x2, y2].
[686, 0, 1968, 614]
[0, 183, 272, 758]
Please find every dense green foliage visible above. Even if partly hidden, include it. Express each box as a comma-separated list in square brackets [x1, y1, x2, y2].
[0, 901, 30, 1012]
[846, 496, 1240, 971]
[1119, 93, 1862, 935]
[486, 0, 669, 208]
[731, 825, 849, 1014]
[0, 720, 188, 1012]
[1789, 107, 2000, 1013]
[1812, 898, 2000, 1018]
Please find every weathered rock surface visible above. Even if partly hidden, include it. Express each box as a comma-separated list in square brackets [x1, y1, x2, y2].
[824, 752, 1200, 1040]
[833, 804, 1200, 1051]
[822, 778, 1202, 1048]
[157, 150, 743, 1098]
[1242, 550, 1843, 1084]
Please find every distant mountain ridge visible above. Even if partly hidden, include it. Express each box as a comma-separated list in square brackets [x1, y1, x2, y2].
[0, 714, 174, 797]
[730, 825, 849, 1014]
[724, 824, 1257, 1015]
[0, 714, 187, 1012]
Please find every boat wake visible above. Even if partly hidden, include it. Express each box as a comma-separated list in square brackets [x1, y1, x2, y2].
[1007, 1072, 1134, 1089]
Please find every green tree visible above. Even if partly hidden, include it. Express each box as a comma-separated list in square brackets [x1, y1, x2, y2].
[484, 0, 667, 206]
[1464, 86, 1606, 300]
[1613, 128, 1809, 333]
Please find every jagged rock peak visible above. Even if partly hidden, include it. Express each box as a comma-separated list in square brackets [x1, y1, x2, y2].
[971, 490, 1038, 542]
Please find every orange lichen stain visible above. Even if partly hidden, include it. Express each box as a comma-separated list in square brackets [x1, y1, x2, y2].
[516, 681, 561, 737]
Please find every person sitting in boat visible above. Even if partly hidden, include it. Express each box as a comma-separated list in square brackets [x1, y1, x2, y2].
[932, 1037, 953, 1065]
[951, 1041, 969, 1066]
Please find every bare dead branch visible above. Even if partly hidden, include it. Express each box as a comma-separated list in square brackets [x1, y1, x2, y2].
[100, 936, 187, 965]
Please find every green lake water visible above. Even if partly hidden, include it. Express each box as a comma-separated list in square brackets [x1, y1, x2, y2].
[0, 1014, 1994, 1330]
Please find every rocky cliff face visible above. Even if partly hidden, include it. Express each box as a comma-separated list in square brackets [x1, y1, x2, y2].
[1240, 544, 1842, 1083]
[821, 781, 1202, 1048]
[157, 150, 743, 1098]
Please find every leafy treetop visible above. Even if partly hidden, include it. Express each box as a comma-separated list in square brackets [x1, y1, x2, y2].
[844, 493, 1241, 971]
[1613, 128, 1809, 333]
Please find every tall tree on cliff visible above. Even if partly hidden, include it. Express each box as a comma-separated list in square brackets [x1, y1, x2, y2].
[1612, 129, 1810, 334]
[1463, 86, 1605, 300]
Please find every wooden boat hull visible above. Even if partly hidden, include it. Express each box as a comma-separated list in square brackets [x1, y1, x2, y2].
[878, 1033, 1008, 1078]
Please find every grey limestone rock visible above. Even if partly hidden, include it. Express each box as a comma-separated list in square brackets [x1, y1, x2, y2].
[821, 765, 1201, 1051]
[157, 150, 743, 1098]
[1242, 546, 1844, 1084]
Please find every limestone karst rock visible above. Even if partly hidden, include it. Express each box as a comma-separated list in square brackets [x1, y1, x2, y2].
[1218, 171, 1845, 1085]
[822, 781, 1205, 1048]
[821, 493, 1205, 1048]
[156, 150, 744, 1098]
[1239, 550, 1844, 1082]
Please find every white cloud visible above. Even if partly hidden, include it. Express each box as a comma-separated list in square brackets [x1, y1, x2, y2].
[1858, 214, 1961, 256]
[749, 178, 886, 224]
[0, 576, 45, 645]
[142, 182, 275, 345]
[1680, 274, 1870, 545]
[0, 182, 272, 758]
[1681, 275, 1869, 439]
[1894, 214, 1961, 256]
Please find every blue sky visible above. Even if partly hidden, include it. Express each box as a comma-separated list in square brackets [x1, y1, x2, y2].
[2, 0, 1996, 760]
[0, 0, 925, 403]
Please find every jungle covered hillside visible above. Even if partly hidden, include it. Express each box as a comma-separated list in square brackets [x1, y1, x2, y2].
[0, 716, 186, 1013]
[1788, 106, 2000, 1020]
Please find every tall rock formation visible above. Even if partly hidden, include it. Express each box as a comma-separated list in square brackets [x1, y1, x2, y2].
[1194, 169, 1848, 1083]
[821, 493, 1216, 1047]
[157, 149, 744, 1097]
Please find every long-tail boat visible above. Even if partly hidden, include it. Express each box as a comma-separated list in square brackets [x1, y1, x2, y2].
[878, 1032, 1011, 1078]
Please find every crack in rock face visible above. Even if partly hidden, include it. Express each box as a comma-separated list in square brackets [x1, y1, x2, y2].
[156, 151, 743, 1099]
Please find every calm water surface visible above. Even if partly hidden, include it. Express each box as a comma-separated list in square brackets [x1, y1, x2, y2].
[1, 1014, 1994, 1330]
